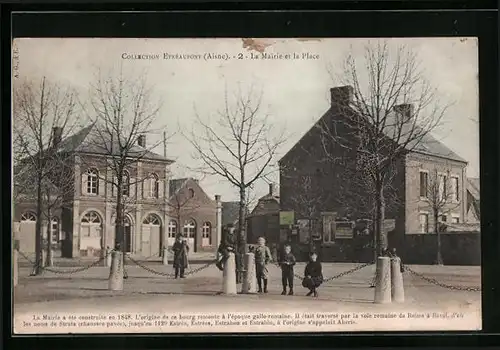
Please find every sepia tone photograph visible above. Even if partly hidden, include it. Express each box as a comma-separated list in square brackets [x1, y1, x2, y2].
[11, 37, 481, 334]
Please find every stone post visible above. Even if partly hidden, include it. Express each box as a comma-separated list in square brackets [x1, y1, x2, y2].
[222, 252, 237, 295]
[108, 250, 124, 291]
[374, 256, 391, 304]
[241, 252, 257, 294]
[391, 257, 405, 303]
[162, 246, 169, 265]
[215, 195, 222, 248]
[104, 246, 112, 267]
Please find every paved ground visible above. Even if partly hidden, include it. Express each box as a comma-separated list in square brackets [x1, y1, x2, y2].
[12, 261, 482, 333]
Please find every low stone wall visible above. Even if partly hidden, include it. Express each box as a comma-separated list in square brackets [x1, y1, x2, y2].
[397, 232, 480, 266]
[284, 232, 480, 266]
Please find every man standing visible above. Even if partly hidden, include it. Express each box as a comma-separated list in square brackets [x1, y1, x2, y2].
[255, 237, 272, 293]
[216, 224, 236, 271]
[172, 235, 189, 278]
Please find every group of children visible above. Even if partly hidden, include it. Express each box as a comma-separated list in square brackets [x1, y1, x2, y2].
[253, 237, 323, 297]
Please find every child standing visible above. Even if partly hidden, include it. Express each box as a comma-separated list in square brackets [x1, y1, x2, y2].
[280, 244, 296, 295]
[254, 237, 272, 293]
[302, 252, 323, 297]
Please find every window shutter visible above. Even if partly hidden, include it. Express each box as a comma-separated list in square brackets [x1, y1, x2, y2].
[130, 177, 136, 199]
[81, 173, 87, 196]
[158, 180, 164, 198]
[98, 173, 105, 197]
[143, 176, 150, 198]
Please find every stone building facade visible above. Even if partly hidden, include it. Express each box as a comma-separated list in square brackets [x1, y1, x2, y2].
[14, 125, 219, 258]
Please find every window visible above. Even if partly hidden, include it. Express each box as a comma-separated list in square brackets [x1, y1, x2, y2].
[450, 176, 459, 202]
[149, 173, 159, 198]
[188, 188, 195, 198]
[438, 174, 447, 201]
[419, 171, 428, 198]
[451, 216, 460, 224]
[20, 212, 37, 222]
[167, 220, 177, 238]
[122, 171, 130, 197]
[183, 220, 196, 238]
[81, 211, 102, 237]
[439, 215, 447, 223]
[86, 168, 99, 195]
[419, 213, 429, 233]
[50, 218, 59, 242]
[143, 214, 161, 225]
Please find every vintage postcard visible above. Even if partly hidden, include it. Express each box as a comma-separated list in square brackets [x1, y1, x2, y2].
[12, 37, 481, 334]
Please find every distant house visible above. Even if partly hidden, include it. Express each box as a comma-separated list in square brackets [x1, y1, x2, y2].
[247, 183, 281, 245]
[466, 177, 480, 224]
[167, 178, 217, 253]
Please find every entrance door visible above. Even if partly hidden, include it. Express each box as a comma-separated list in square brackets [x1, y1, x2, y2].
[142, 214, 162, 257]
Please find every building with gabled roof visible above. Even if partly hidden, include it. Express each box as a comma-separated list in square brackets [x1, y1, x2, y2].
[166, 177, 217, 252]
[279, 86, 471, 261]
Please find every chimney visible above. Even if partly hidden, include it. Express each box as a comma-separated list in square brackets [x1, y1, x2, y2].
[52, 127, 63, 147]
[330, 86, 354, 106]
[138, 135, 146, 147]
[269, 183, 274, 196]
[394, 104, 414, 122]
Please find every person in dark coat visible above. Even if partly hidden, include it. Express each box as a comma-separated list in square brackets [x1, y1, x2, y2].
[172, 235, 189, 278]
[216, 224, 237, 271]
[280, 244, 296, 296]
[302, 252, 323, 297]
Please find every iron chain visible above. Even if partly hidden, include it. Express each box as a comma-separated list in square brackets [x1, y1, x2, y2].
[19, 250, 109, 275]
[126, 255, 217, 279]
[404, 265, 481, 292]
[273, 261, 373, 284]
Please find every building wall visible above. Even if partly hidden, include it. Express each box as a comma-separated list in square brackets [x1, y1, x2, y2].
[404, 152, 467, 235]
[14, 153, 217, 257]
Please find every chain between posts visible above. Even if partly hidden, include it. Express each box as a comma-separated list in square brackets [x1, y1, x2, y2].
[404, 265, 481, 292]
[18, 250, 109, 275]
[273, 261, 373, 284]
[126, 255, 217, 279]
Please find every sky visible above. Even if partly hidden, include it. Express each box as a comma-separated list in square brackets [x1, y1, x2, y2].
[13, 37, 479, 204]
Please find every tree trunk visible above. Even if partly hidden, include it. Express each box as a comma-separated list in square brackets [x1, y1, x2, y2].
[33, 171, 43, 275]
[115, 176, 125, 253]
[236, 186, 247, 284]
[435, 213, 443, 265]
[46, 208, 53, 267]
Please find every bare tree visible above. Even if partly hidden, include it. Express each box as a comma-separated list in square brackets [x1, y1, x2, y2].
[186, 84, 286, 252]
[318, 41, 448, 258]
[420, 167, 460, 265]
[82, 67, 168, 254]
[13, 77, 78, 275]
[289, 175, 325, 249]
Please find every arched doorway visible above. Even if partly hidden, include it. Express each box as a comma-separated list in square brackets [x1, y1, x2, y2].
[20, 212, 37, 253]
[183, 219, 196, 251]
[80, 211, 103, 257]
[142, 213, 162, 257]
